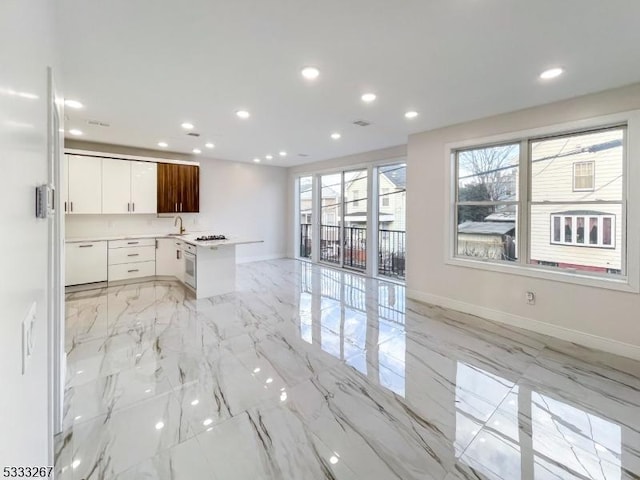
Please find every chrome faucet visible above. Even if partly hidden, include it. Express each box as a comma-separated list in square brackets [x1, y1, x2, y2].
[174, 216, 185, 235]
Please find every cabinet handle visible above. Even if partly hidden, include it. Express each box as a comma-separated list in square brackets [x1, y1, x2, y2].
[180, 202, 183, 212]
[127, 241, 139, 245]
[127, 253, 139, 257]
[155, 240, 158, 249]
[70, 201, 74, 212]
[79, 244, 93, 248]
[175, 202, 177, 212]
[132, 202, 135, 212]
[177, 250, 181, 260]
[127, 269, 139, 273]
[64, 201, 67, 213]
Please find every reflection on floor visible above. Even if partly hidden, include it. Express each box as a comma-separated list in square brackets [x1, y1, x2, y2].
[56, 259, 640, 479]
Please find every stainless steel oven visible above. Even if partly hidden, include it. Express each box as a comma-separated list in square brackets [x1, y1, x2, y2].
[184, 250, 196, 289]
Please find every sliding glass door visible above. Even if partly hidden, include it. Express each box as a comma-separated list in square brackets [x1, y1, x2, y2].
[298, 176, 313, 258]
[378, 163, 406, 279]
[343, 169, 368, 270]
[298, 160, 405, 280]
[320, 174, 341, 265]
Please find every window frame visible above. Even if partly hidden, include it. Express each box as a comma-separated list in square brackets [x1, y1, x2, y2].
[445, 111, 639, 293]
[572, 160, 595, 192]
[549, 213, 615, 249]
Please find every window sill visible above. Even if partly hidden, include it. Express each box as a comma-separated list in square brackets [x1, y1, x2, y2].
[445, 256, 639, 293]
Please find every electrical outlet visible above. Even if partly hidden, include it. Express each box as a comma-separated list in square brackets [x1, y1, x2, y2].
[526, 291, 536, 305]
[22, 302, 36, 374]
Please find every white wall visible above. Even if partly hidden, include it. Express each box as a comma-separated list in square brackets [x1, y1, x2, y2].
[407, 83, 640, 359]
[0, 0, 59, 466]
[64, 141, 288, 262]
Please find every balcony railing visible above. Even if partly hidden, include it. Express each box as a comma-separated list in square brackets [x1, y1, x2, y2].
[319, 225, 367, 271]
[309, 225, 406, 279]
[379, 229, 406, 279]
[300, 223, 312, 258]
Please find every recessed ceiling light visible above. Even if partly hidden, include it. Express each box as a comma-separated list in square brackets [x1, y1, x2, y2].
[69, 129, 83, 136]
[158, 141, 168, 148]
[331, 132, 341, 140]
[181, 122, 194, 130]
[361, 93, 377, 103]
[301, 66, 320, 80]
[404, 111, 419, 119]
[540, 67, 564, 80]
[205, 142, 215, 149]
[279, 151, 287, 157]
[265, 154, 273, 160]
[64, 99, 84, 109]
[236, 110, 250, 119]
[193, 148, 201, 154]
[253, 158, 261, 163]
[155, 421, 165, 430]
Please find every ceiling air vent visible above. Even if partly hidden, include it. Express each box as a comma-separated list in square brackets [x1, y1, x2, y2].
[87, 120, 110, 127]
[297, 153, 309, 157]
[187, 132, 200, 137]
[353, 120, 371, 127]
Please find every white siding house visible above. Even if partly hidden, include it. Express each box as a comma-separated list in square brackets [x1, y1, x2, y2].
[529, 128, 623, 273]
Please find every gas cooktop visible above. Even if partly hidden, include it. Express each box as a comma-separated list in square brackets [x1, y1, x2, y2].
[195, 235, 227, 241]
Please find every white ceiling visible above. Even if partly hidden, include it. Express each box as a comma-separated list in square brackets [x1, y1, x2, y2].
[60, 0, 640, 167]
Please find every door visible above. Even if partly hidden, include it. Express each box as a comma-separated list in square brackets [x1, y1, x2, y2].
[157, 162, 180, 213]
[68, 155, 102, 214]
[179, 165, 199, 212]
[102, 158, 131, 214]
[131, 161, 157, 214]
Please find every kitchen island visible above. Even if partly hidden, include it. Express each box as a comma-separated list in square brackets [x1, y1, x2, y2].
[179, 235, 263, 298]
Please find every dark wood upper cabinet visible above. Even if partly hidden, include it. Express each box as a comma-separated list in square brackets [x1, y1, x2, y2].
[157, 163, 199, 213]
[180, 165, 199, 213]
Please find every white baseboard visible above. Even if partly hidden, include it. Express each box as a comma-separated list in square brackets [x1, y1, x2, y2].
[236, 253, 286, 264]
[406, 289, 640, 361]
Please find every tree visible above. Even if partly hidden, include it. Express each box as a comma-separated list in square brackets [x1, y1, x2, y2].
[458, 145, 518, 202]
[458, 183, 492, 222]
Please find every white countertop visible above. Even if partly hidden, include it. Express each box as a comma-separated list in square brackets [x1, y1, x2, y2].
[65, 232, 263, 248]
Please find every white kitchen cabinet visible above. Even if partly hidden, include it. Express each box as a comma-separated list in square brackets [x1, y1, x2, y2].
[67, 155, 102, 214]
[65, 241, 108, 286]
[131, 161, 157, 214]
[102, 159, 157, 214]
[108, 239, 156, 282]
[102, 158, 131, 214]
[156, 238, 184, 279]
[63, 155, 69, 213]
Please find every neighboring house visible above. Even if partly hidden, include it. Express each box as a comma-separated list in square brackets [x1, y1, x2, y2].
[529, 130, 623, 273]
[457, 220, 516, 260]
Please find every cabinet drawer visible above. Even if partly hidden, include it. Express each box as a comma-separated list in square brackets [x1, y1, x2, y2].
[108, 261, 156, 282]
[183, 243, 197, 254]
[109, 245, 155, 265]
[109, 238, 155, 249]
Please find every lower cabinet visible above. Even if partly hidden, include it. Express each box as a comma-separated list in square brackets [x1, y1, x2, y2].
[65, 241, 108, 286]
[108, 238, 156, 281]
[65, 237, 187, 287]
[156, 238, 184, 280]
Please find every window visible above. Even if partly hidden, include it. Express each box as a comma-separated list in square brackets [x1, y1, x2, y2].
[453, 125, 626, 280]
[550, 213, 615, 248]
[573, 161, 595, 191]
[381, 188, 390, 207]
[298, 176, 313, 258]
[352, 190, 360, 207]
[455, 143, 520, 262]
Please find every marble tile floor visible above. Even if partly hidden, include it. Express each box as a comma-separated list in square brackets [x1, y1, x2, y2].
[56, 259, 640, 480]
